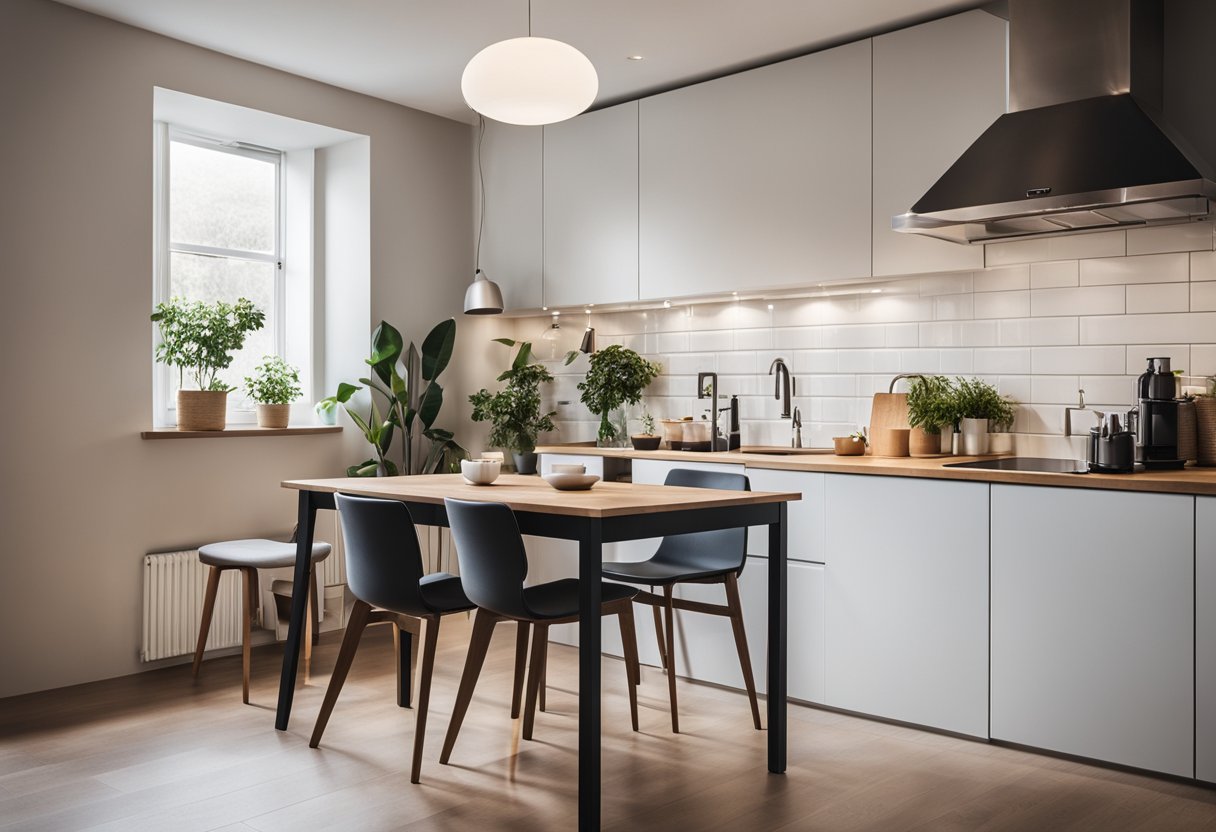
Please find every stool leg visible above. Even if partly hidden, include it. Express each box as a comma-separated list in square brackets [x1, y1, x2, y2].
[510, 621, 530, 719]
[663, 585, 679, 733]
[410, 615, 441, 784]
[309, 565, 320, 644]
[725, 573, 762, 730]
[440, 609, 498, 765]
[310, 600, 372, 748]
[651, 592, 667, 671]
[617, 603, 640, 732]
[192, 566, 223, 678]
[538, 628, 548, 713]
[241, 568, 255, 704]
[522, 623, 548, 741]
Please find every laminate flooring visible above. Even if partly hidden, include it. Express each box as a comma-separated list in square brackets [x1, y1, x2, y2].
[2, 616, 1215, 831]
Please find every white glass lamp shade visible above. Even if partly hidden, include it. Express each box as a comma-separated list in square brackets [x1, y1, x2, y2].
[462, 37, 598, 126]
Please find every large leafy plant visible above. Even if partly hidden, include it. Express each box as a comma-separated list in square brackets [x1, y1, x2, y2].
[319, 319, 467, 477]
[953, 377, 1017, 428]
[244, 355, 301, 405]
[151, 297, 265, 391]
[906, 375, 958, 435]
[469, 339, 558, 454]
[577, 345, 662, 443]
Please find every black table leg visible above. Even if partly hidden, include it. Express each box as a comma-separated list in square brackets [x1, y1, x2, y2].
[578, 519, 602, 832]
[397, 626, 413, 708]
[276, 490, 318, 731]
[767, 502, 788, 773]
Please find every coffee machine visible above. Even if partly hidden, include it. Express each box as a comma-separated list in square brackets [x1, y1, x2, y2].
[1133, 357, 1186, 470]
[1088, 411, 1136, 473]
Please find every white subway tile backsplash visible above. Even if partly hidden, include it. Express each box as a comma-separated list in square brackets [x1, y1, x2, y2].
[885, 323, 919, 347]
[688, 329, 735, 352]
[1031, 285, 1125, 317]
[1126, 221, 1214, 255]
[1080, 312, 1216, 345]
[939, 349, 975, 373]
[837, 350, 875, 373]
[1191, 345, 1216, 375]
[664, 352, 716, 375]
[1029, 317, 1079, 345]
[1031, 375, 1081, 404]
[1126, 282, 1189, 314]
[657, 331, 689, 353]
[1191, 282, 1216, 312]
[974, 290, 1030, 319]
[998, 319, 1030, 346]
[1125, 345, 1190, 376]
[1030, 260, 1080, 289]
[873, 350, 902, 373]
[986, 230, 1124, 266]
[901, 349, 940, 373]
[807, 374, 856, 396]
[918, 272, 973, 296]
[997, 375, 1032, 404]
[1079, 252, 1189, 286]
[792, 349, 837, 373]
[934, 293, 974, 320]
[718, 351, 758, 375]
[919, 320, 998, 347]
[1079, 375, 1135, 406]
[773, 327, 822, 350]
[821, 324, 886, 349]
[1193, 251, 1216, 282]
[976, 264, 1030, 291]
[973, 348, 1032, 375]
[1032, 346, 1126, 375]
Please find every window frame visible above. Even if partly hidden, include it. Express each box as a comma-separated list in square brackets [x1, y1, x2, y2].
[153, 122, 286, 425]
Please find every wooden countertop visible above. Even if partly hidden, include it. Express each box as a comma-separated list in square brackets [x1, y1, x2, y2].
[283, 473, 799, 518]
[535, 445, 1216, 497]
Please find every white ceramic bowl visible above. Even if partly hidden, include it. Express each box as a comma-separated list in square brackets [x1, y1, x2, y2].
[550, 463, 586, 475]
[461, 458, 501, 485]
[542, 472, 600, 491]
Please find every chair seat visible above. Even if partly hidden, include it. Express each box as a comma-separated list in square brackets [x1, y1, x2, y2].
[199, 538, 331, 569]
[523, 578, 637, 620]
[601, 559, 735, 587]
[418, 572, 474, 614]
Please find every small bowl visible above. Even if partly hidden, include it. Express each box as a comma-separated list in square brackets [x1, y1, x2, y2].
[551, 463, 587, 475]
[461, 458, 501, 485]
[833, 436, 866, 456]
[542, 472, 600, 491]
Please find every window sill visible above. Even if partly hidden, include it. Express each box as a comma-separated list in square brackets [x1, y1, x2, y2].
[141, 425, 342, 440]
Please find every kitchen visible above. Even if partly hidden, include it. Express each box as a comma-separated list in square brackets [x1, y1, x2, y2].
[2, 0, 1216, 830]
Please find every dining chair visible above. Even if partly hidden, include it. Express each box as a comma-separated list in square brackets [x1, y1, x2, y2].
[193, 537, 331, 704]
[438, 498, 641, 765]
[600, 468, 761, 733]
[308, 493, 481, 784]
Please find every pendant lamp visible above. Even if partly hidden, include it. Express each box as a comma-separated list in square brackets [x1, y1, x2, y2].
[461, 1, 598, 126]
[579, 307, 596, 354]
[464, 116, 505, 315]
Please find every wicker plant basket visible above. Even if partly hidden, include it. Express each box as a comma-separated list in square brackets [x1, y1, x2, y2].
[256, 403, 290, 429]
[1196, 397, 1216, 467]
[1178, 400, 1198, 463]
[177, 390, 227, 431]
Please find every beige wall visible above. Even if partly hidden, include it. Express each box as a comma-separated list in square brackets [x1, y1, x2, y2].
[0, 0, 482, 697]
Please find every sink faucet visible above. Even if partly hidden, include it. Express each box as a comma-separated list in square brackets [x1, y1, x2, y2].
[1064, 388, 1093, 437]
[696, 371, 725, 452]
[791, 406, 803, 449]
[769, 358, 794, 419]
[888, 373, 925, 394]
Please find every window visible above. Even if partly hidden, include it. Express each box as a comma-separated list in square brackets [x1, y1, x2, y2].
[154, 125, 284, 422]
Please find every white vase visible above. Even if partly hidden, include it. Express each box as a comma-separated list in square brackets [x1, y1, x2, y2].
[960, 417, 989, 455]
[988, 432, 1014, 455]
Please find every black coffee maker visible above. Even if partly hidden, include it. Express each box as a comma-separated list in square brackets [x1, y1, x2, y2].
[1134, 357, 1186, 470]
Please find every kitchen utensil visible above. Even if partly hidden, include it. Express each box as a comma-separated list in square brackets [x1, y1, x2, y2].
[541, 472, 600, 491]
[460, 458, 501, 485]
[833, 436, 866, 456]
[871, 427, 910, 457]
[868, 392, 910, 446]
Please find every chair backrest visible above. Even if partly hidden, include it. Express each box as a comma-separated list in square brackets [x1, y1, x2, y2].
[444, 498, 532, 619]
[335, 493, 428, 616]
[651, 468, 751, 574]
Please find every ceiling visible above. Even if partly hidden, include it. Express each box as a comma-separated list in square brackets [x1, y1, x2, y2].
[55, 0, 987, 124]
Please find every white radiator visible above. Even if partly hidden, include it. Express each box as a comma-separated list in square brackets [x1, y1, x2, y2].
[142, 550, 245, 662]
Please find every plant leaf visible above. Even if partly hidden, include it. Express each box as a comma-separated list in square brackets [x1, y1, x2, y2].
[563, 350, 580, 366]
[512, 341, 534, 370]
[418, 382, 443, 428]
[335, 382, 360, 403]
[420, 318, 456, 381]
[369, 321, 403, 386]
[348, 460, 378, 477]
[492, 337, 517, 348]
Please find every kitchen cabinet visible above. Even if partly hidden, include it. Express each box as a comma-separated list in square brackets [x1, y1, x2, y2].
[745, 467, 825, 563]
[639, 39, 872, 300]
[1198, 496, 1216, 782]
[543, 102, 639, 307]
[477, 121, 543, 310]
[871, 10, 1005, 277]
[990, 485, 1193, 777]
[824, 474, 989, 737]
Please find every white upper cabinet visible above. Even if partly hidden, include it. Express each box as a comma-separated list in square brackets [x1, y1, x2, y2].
[872, 10, 1007, 277]
[477, 121, 543, 310]
[639, 39, 873, 300]
[543, 102, 640, 307]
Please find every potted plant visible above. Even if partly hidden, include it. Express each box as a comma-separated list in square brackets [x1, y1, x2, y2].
[244, 355, 302, 429]
[577, 345, 662, 447]
[952, 377, 1017, 456]
[1196, 375, 1216, 467]
[906, 375, 957, 456]
[631, 411, 661, 451]
[151, 297, 265, 431]
[469, 339, 558, 474]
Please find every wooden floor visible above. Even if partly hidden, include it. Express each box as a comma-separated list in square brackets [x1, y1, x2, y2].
[3, 616, 1215, 832]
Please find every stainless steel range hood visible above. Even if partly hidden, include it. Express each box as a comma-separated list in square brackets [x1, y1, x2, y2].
[894, 0, 1216, 245]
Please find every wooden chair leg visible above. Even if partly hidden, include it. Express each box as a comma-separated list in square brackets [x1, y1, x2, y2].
[309, 599, 373, 748]
[522, 623, 548, 741]
[410, 615, 441, 784]
[241, 568, 254, 704]
[651, 594, 667, 670]
[192, 566, 223, 678]
[395, 617, 421, 709]
[663, 585, 679, 733]
[725, 573, 762, 730]
[617, 603, 640, 732]
[440, 608, 498, 765]
[538, 627, 548, 712]
[510, 621, 530, 719]
[309, 565, 320, 643]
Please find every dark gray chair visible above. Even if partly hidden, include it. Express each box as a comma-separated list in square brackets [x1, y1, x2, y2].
[309, 494, 478, 784]
[600, 468, 761, 733]
[439, 498, 641, 766]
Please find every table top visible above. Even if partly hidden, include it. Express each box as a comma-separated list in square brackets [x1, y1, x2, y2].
[283, 474, 799, 518]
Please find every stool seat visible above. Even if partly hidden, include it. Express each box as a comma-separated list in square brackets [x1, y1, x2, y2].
[199, 538, 331, 569]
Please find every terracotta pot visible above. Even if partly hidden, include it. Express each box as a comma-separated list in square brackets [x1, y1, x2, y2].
[256, 403, 290, 429]
[909, 426, 941, 456]
[176, 390, 227, 431]
[1196, 397, 1216, 467]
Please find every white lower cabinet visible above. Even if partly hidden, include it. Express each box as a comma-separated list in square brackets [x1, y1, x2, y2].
[1195, 496, 1216, 782]
[824, 474, 989, 737]
[990, 485, 1194, 777]
[745, 467, 825, 564]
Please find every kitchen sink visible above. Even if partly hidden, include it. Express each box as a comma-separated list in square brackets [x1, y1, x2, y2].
[737, 446, 835, 456]
[944, 457, 1088, 474]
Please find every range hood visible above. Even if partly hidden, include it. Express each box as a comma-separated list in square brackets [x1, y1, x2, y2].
[894, 0, 1216, 245]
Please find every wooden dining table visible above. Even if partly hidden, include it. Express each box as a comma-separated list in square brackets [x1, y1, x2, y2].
[276, 473, 799, 831]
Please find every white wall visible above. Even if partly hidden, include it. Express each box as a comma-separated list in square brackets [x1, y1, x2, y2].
[0, 0, 476, 697]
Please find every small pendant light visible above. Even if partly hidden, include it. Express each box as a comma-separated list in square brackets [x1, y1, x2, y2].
[579, 307, 596, 354]
[464, 116, 505, 315]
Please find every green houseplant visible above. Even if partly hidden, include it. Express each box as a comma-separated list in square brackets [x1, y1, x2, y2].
[151, 297, 265, 431]
[469, 339, 558, 474]
[631, 410, 661, 451]
[577, 345, 662, 447]
[318, 319, 467, 477]
[906, 375, 957, 455]
[244, 355, 302, 429]
[952, 377, 1017, 455]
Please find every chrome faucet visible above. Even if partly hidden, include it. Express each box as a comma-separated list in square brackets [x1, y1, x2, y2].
[888, 373, 925, 394]
[1064, 388, 1094, 437]
[769, 358, 794, 419]
[696, 371, 725, 452]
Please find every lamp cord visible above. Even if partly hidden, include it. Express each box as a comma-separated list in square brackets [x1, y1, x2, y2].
[475, 114, 485, 274]
[528, 0, 532, 36]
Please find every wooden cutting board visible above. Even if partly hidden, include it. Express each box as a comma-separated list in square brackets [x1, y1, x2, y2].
[869, 392, 911, 435]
